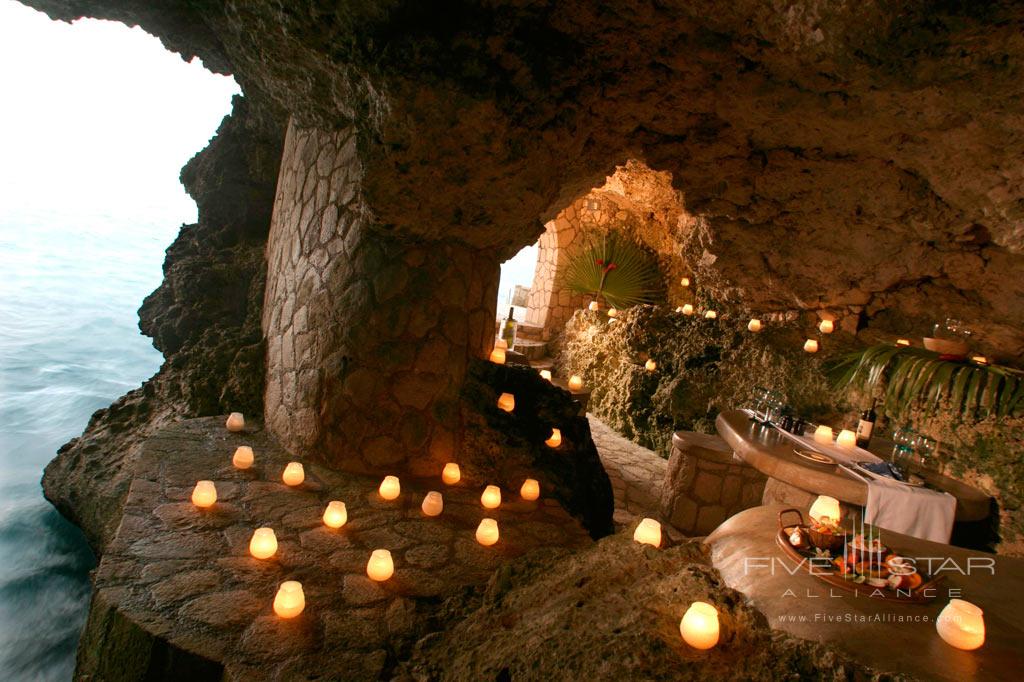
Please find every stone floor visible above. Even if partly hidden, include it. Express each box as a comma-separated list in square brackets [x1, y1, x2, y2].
[587, 415, 666, 527]
[87, 417, 591, 680]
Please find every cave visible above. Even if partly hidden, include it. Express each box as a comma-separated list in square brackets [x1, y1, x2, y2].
[16, 1, 1024, 680]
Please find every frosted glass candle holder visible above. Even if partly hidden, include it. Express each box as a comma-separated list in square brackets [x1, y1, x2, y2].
[633, 517, 662, 548]
[476, 518, 499, 546]
[379, 475, 401, 500]
[249, 527, 278, 559]
[520, 478, 540, 501]
[273, 581, 305, 618]
[232, 446, 254, 469]
[481, 485, 502, 509]
[441, 462, 461, 485]
[421, 491, 444, 517]
[225, 412, 245, 432]
[323, 501, 347, 529]
[366, 549, 394, 581]
[680, 602, 720, 650]
[282, 462, 304, 486]
[191, 480, 217, 508]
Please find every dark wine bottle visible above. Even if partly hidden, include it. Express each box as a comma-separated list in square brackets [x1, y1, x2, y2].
[856, 399, 877, 449]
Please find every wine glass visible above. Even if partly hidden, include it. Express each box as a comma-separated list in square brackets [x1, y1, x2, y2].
[891, 425, 915, 464]
[913, 435, 936, 467]
[766, 391, 785, 425]
[749, 386, 769, 422]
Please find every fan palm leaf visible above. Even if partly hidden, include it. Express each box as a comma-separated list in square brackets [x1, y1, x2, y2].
[563, 230, 662, 309]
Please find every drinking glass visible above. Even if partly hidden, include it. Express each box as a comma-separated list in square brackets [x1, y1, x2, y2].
[913, 435, 936, 467]
[766, 391, 785, 425]
[749, 386, 769, 422]
[891, 425, 915, 464]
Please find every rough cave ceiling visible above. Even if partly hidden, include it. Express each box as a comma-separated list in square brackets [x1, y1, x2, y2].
[25, 0, 1024, 356]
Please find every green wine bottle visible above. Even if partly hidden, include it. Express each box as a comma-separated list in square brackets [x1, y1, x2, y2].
[501, 306, 518, 350]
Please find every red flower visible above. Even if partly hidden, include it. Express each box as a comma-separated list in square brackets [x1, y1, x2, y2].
[596, 259, 605, 266]
[606, 263, 617, 272]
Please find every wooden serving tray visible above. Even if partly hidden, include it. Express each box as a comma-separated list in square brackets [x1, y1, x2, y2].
[776, 509, 942, 604]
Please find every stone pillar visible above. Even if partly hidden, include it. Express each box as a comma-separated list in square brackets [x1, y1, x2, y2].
[263, 120, 499, 473]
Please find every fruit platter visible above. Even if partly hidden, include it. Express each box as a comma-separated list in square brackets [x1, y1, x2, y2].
[776, 508, 942, 603]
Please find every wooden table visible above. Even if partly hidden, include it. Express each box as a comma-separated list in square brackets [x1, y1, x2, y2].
[707, 505, 1024, 680]
[715, 409, 990, 523]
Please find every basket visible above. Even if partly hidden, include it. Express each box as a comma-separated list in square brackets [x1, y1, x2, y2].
[923, 337, 969, 356]
[779, 508, 845, 553]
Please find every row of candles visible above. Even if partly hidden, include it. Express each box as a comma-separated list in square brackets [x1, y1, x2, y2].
[204, 413, 543, 618]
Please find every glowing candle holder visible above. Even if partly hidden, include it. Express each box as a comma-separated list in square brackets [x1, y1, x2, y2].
[675, 306, 684, 313]
[441, 462, 461, 485]
[366, 549, 394, 581]
[494, 338, 508, 350]
[747, 319, 762, 332]
[379, 475, 401, 500]
[704, 310, 717, 319]
[191, 480, 217, 508]
[545, 428, 562, 448]
[971, 355, 989, 365]
[481, 485, 502, 509]
[804, 339, 819, 353]
[520, 478, 540, 501]
[645, 359, 657, 372]
[323, 501, 347, 529]
[680, 602, 720, 650]
[682, 304, 694, 316]
[680, 277, 690, 287]
[282, 462, 304, 486]
[497, 392, 515, 412]
[421, 491, 444, 516]
[476, 518, 499, 546]
[489, 347, 506, 364]
[836, 429, 857, 449]
[808, 495, 841, 524]
[273, 581, 305, 619]
[936, 599, 985, 650]
[818, 319, 834, 334]
[539, 369, 552, 381]
[225, 412, 245, 432]
[633, 517, 662, 547]
[607, 307, 618, 318]
[813, 425, 833, 443]
[588, 301, 599, 312]
[232, 446, 254, 469]
[249, 527, 278, 559]
[896, 338, 911, 347]
[567, 375, 584, 391]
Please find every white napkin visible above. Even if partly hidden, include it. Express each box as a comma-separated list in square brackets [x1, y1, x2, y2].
[846, 465, 957, 544]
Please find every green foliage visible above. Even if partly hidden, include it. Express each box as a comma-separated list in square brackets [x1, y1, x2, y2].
[831, 344, 1024, 419]
[563, 231, 662, 309]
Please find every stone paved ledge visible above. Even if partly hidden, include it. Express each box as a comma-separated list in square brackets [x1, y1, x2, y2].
[587, 414, 667, 527]
[85, 417, 591, 680]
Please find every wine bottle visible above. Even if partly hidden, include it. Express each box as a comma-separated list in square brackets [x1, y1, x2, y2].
[856, 400, 877, 449]
[501, 307, 518, 350]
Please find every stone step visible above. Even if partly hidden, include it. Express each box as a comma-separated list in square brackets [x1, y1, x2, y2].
[515, 323, 545, 341]
[513, 339, 548, 360]
[529, 356, 554, 371]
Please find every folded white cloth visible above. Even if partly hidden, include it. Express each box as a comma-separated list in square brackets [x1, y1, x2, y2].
[850, 466, 957, 544]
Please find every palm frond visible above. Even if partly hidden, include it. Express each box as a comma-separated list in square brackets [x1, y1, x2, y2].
[563, 230, 662, 308]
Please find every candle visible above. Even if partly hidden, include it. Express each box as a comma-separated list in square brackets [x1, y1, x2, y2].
[249, 527, 278, 559]
[497, 392, 515, 412]
[803, 339, 819, 353]
[366, 549, 394, 581]
[588, 301, 599, 312]
[494, 337, 508, 350]
[813, 425, 833, 443]
[971, 355, 989, 365]
[836, 429, 856, 449]
[191, 480, 217, 508]
[633, 517, 662, 548]
[489, 347, 506, 364]
[282, 462, 304, 486]
[675, 306, 684, 313]
[645, 359, 657, 372]
[607, 307, 618, 318]
[475, 518, 499, 546]
[323, 501, 347, 529]
[680, 602, 720, 650]
[379, 475, 401, 500]
[936, 599, 985, 650]
[808, 495, 841, 524]
[225, 412, 245, 432]
[421, 491, 444, 516]
[481, 485, 502, 509]
[441, 462, 461, 485]
[704, 310, 717, 319]
[539, 369, 552, 381]
[818, 319, 834, 334]
[567, 375, 584, 391]
[545, 428, 562, 448]
[520, 478, 540, 501]
[896, 338, 911, 347]
[747, 319, 762, 332]
[273, 581, 305, 619]
[682, 304, 694, 316]
[680, 277, 690, 287]
[232, 446, 254, 469]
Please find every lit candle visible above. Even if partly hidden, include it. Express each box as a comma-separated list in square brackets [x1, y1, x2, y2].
[633, 517, 662, 548]
[366, 549, 394, 581]
[747, 319, 762, 332]
[645, 359, 657, 372]
[896, 339, 911, 347]
[808, 495, 841, 524]
[818, 319, 834, 334]
[282, 462, 305, 486]
[520, 478, 540, 501]
[971, 355, 989, 365]
[675, 306, 684, 313]
[936, 599, 985, 651]
[489, 347, 506, 364]
[232, 446, 254, 469]
[567, 375, 584, 391]
[323, 501, 347, 528]
[539, 369, 552, 381]
[803, 339, 819, 353]
[249, 527, 278, 559]
[680, 602, 720, 650]
[494, 337, 508, 350]
[704, 310, 717, 319]
[191, 480, 217, 508]
[836, 429, 856, 449]
[475, 518, 499, 546]
[481, 485, 502, 509]
[588, 301, 599, 312]
[441, 462, 461, 485]
[682, 304, 694, 316]
[813, 425, 833, 443]
[225, 412, 245, 432]
[421, 491, 444, 516]
[545, 428, 562, 448]
[497, 392, 515, 412]
[680, 277, 690, 287]
[379, 475, 401, 500]
[607, 307, 618, 318]
[273, 581, 305, 619]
